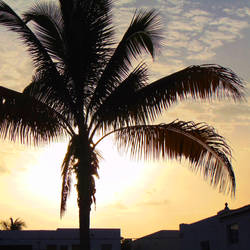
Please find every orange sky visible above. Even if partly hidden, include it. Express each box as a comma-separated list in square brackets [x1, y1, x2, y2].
[0, 0, 249, 239]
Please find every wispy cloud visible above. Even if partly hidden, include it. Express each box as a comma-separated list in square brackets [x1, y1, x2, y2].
[137, 199, 169, 207]
[0, 142, 38, 175]
[211, 103, 250, 124]
[224, 7, 250, 18]
[101, 202, 128, 211]
[111, 202, 128, 210]
[0, 165, 9, 174]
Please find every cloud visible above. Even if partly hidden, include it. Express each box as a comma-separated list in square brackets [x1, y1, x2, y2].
[145, 188, 158, 196]
[102, 202, 128, 211]
[188, 40, 204, 53]
[230, 125, 250, 148]
[212, 18, 249, 36]
[167, 20, 202, 32]
[146, 59, 186, 80]
[184, 9, 210, 18]
[114, 0, 135, 8]
[0, 142, 39, 176]
[0, 165, 9, 174]
[211, 103, 250, 124]
[137, 199, 169, 207]
[152, 2, 250, 64]
[224, 7, 250, 18]
[0, 30, 33, 91]
[199, 31, 235, 52]
[112, 202, 128, 210]
[0, 155, 12, 175]
[160, 0, 186, 15]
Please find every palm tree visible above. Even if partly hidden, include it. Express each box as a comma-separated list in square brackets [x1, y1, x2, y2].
[0, 0, 245, 249]
[0, 217, 26, 231]
[121, 238, 132, 250]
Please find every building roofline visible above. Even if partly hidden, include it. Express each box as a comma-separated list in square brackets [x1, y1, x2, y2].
[133, 230, 179, 241]
[219, 204, 250, 218]
[180, 204, 250, 228]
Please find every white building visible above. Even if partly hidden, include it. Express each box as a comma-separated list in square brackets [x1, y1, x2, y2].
[0, 228, 121, 250]
[180, 203, 250, 250]
[131, 230, 180, 250]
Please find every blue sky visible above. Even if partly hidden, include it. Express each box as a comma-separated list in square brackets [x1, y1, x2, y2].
[0, 0, 249, 238]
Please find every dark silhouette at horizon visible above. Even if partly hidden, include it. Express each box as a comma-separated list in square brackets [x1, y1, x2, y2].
[0, 217, 26, 231]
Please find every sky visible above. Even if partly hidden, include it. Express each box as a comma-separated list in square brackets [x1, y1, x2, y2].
[0, 0, 250, 239]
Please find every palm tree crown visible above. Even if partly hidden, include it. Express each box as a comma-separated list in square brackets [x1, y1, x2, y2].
[0, 217, 26, 231]
[0, 0, 245, 249]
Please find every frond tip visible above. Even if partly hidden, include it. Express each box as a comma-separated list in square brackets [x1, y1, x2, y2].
[115, 120, 236, 196]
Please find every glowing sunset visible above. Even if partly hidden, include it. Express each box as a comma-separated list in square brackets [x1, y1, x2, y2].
[0, 1, 249, 246]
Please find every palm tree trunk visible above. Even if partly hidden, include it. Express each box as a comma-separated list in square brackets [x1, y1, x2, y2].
[77, 130, 92, 250]
[78, 190, 91, 250]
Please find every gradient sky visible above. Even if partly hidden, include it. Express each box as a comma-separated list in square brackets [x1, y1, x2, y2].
[0, 0, 249, 239]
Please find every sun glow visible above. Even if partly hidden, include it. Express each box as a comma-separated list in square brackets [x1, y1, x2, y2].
[21, 142, 67, 204]
[17, 136, 153, 209]
[93, 136, 152, 205]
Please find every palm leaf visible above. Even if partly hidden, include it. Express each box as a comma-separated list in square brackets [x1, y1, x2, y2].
[0, 0, 55, 72]
[89, 63, 149, 134]
[126, 9, 162, 59]
[58, 0, 73, 30]
[106, 64, 244, 123]
[59, 0, 113, 95]
[60, 137, 76, 217]
[0, 1, 77, 122]
[90, 64, 244, 133]
[0, 221, 9, 230]
[114, 120, 235, 195]
[10, 218, 26, 230]
[0, 218, 26, 230]
[87, 9, 162, 118]
[23, 2, 64, 65]
[23, 71, 76, 128]
[0, 86, 66, 144]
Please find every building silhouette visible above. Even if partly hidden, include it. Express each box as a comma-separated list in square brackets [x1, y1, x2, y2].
[180, 203, 250, 250]
[131, 204, 250, 250]
[0, 228, 121, 250]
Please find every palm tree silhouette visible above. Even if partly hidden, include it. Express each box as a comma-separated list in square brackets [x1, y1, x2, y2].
[0, 1, 245, 249]
[0, 217, 26, 231]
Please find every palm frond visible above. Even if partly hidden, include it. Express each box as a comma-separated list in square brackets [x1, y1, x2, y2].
[58, 0, 73, 29]
[0, 1, 56, 72]
[0, 221, 9, 230]
[23, 2, 64, 65]
[0, 217, 26, 230]
[126, 64, 245, 121]
[115, 120, 235, 195]
[126, 9, 162, 59]
[59, 0, 114, 97]
[60, 137, 76, 217]
[88, 145, 102, 206]
[89, 63, 149, 135]
[0, 86, 66, 144]
[0, 1, 76, 124]
[10, 218, 26, 230]
[23, 71, 76, 128]
[87, 9, 162, 119]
